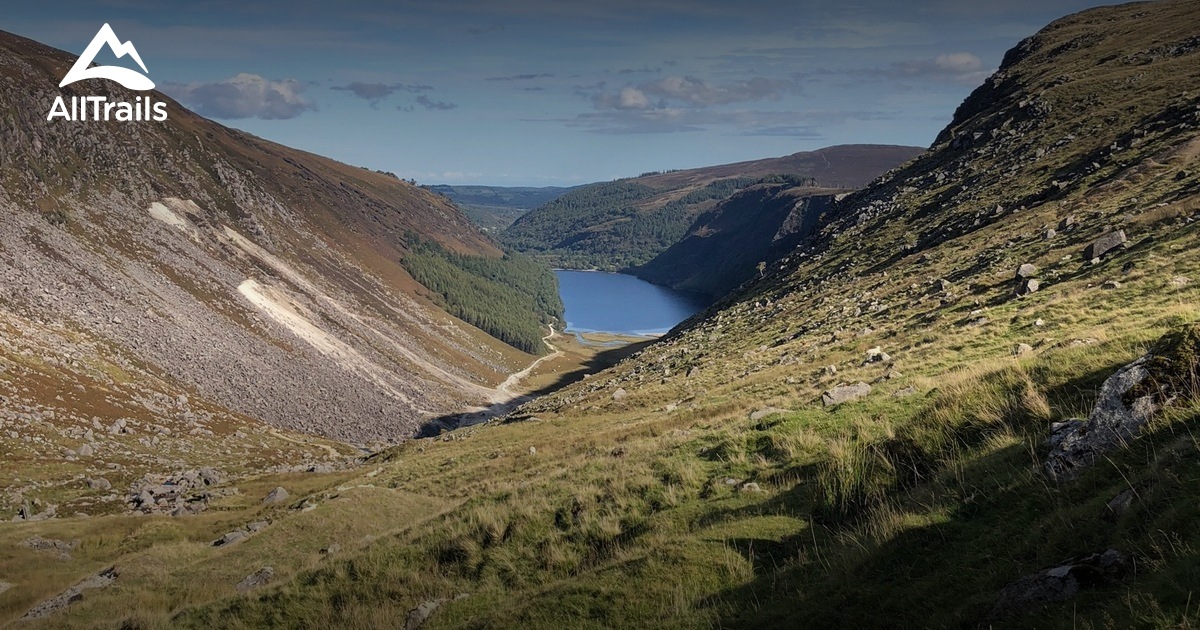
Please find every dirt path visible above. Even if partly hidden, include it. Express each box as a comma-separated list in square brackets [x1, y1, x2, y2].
[495, 324, 562, 398]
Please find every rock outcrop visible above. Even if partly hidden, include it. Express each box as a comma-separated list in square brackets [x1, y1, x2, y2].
[1046, 326, 1198, 480]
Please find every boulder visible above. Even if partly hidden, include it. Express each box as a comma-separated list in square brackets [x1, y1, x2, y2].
[989, 550, 1128, 620]
[262, 487, 289, 505]
[1105, 489, 1136, 516]
[1016, 263, 1038, 279]
[212, 530, 247, 547]
[234, 567, 274, 593]
[1045, 325, 1199, 480]
[86, 478, 111, 491]
[822, 382, 872, 407]
[1083, 230, 1127, 260]
[749, 408, 787, 421]
[1017, 278, 1040, 296]
[199, 467, 222, 486]
[864, 347, 891, 364]
[612, 388, 628, 401]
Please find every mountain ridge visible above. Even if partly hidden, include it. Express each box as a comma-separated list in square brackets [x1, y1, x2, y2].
[501, 143, 923, 270]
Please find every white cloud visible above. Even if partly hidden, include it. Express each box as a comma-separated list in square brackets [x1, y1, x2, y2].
[165, 73, 317, 120]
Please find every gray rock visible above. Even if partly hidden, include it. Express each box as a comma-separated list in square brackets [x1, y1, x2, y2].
[989, 550, 1128, 620]
[1058, 216, 1075, 230]
[1171, 276, 1191, 288]
[1014, 343, 1034, 356]
[822, 382, 872, 407]
[864, 347, 891, 364]
[1083, 230, 1127, 260]
[1043, 229, 1057, 240]
[77, 443, 94, 458]
[247, 521, 269, 533]
[0, 581, 10, 594]
[1016, 263, 1038, 279]
[1045, 356, 1159, 480]
[19, 567, 117, 620]
[1018, 278, 1040, 296]
[612, 388, 628, 401]
[199, 467, 221, 486]
[86, 478, 111, 491]
[1105, 489, 1136, 516]
[262, 487, 289, 505]
[405, 594, 469, 630]
[235, 567, 274, 593]
[749, 408, 787, 422]
[213, 530, 248, 547]
[739, 482, 762, 493]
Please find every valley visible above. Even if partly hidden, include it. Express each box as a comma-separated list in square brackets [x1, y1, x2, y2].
[3, 0, 1200, 628]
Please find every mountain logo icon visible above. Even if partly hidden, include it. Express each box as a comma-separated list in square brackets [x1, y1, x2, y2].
[60, 23, 154, 91]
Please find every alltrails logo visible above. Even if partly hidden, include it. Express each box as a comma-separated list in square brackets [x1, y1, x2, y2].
[47, 23, 168, 122]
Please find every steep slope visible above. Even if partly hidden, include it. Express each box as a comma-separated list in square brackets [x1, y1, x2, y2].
[0, 26, 538, 457]
[632, 184, 845, 297]
[425, 184, 575, 233]
[501, 144, 922, 270]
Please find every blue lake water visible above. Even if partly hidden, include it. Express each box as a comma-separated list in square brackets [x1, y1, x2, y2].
[554, 270, 712, 336]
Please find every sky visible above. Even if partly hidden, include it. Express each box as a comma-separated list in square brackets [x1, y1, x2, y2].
[9, 0, 1115, 186]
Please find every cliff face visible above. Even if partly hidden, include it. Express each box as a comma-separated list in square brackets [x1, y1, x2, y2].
[0, 29, 527, 445]
[632, 185, 841, 298]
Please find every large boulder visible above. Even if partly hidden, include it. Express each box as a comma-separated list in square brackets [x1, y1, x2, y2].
[1045, 325, 1199, 480]
[822, 382, 872, 407]
[1083, 230, 1127, 260]
[262, 487, 290, 505]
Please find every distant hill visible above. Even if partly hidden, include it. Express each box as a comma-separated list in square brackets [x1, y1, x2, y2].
[426, 184, 576, 233]
[501, 145, 924, 270]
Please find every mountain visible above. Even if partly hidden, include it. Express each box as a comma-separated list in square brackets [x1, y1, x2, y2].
[8, 2, 1200, 628]
[631, 184, 845, 297]
[500, 144, 923, 270]
[0, 26, 552, 458]
[425, 184, 575, 233]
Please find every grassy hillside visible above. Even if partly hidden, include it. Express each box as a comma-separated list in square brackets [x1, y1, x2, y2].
[6, 2, 1200, 628]
[501, 146, 921, 270]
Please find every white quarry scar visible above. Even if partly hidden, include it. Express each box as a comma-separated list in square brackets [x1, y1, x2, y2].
[237, 278, 414, 405]
[222, 224, 500, 403]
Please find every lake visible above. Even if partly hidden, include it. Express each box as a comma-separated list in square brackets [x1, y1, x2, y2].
[554, 270, 711, 336]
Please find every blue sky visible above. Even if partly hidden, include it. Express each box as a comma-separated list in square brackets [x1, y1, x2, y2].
[10, 0, 1113, 185]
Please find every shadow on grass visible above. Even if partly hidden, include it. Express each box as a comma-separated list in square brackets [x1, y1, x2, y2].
[702, 385, 1200, 629]
[416, 338, 657, 438]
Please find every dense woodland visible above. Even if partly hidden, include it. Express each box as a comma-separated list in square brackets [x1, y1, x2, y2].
[400, 234, 563, 354]
[502, 175, 817, 270]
